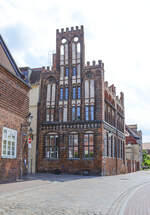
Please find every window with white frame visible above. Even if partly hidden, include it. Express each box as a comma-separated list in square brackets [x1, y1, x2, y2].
[2, 127, 17, 158]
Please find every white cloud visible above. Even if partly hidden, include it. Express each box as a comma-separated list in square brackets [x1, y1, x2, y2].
[0, 0, 150, 141]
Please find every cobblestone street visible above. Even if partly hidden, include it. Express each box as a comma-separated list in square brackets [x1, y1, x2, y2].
[0, 171, 150, 215]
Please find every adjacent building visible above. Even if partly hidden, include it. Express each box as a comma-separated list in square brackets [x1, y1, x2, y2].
[0, 35, 30, 182]
[36, 26, 126, 176]
[20, 67, 42, 174]
[143, 142, 150, 155]
[125, 124, 142, 172]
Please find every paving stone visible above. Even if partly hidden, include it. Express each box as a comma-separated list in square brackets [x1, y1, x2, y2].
[0, 171, 150, 215]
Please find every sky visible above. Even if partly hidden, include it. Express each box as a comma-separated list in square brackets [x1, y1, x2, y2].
[0, 0, 150, 142]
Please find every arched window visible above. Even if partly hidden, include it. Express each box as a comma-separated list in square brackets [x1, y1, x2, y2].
[85, 80, 89, 98]
[46, 80, 56, 122]
[60, 38, 68, 66]
[77, 43, 80, 58]
[65, 43, 68, 64]
[72, 37, 80, 64]
[72, 42, 76, 63]
[46, 83, 56, 104]
[85, 79, 95, 99]
[60, 45, 64, 55]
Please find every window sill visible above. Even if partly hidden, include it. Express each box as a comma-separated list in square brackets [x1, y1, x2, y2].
[83, 158, 94, 160]
[44, 158, 59, 160]
[67, 158, 80, 160]
[1, 156, 17, 159]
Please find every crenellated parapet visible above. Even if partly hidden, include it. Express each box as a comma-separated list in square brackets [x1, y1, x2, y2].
[56, 25, 84, 34]
[85, 60, 104, 69]
[105, 81, 124, 108]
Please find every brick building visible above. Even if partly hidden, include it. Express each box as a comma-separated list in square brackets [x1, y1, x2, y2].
[36, 26, 126, 176]
[143, 142, 150, 155]
[0, 35, 30, 182]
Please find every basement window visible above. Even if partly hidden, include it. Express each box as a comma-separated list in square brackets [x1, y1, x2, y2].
[2, 127, 17, 159]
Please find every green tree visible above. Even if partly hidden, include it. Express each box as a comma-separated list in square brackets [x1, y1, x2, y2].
[142, 150, 150, 169]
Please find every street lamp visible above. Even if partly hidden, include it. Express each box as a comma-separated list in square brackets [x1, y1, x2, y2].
[26, 112, 33, 126]
[20, 112, 33, 179]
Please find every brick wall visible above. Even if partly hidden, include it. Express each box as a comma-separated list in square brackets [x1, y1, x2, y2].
[37, 26, 126, 176]
[0, 66, 29, 182]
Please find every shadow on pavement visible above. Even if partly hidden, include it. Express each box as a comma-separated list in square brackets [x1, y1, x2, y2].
[22, 173, 100, 183]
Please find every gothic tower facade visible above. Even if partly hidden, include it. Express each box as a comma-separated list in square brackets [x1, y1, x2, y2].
[37, 26, 126, 175]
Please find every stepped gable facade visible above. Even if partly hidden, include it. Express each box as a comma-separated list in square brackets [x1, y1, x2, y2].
[37, 26, 126, 175]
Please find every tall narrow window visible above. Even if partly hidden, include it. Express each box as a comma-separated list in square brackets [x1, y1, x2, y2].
[85, 80, 89, 98]
[120, 141, 123, 159]
[60, 45, 64, 55]
[77, 64, 80, 77]
[65, 43, 68, 64]
[77, 43, 80, 62]
[73, 67, 76, 76]
[52, 84, 56, 102]
[104, 133, 107, 156]
[111, 136, 113, 157]
[60, 45, 64, 65]
[46, 84, 51, 105]
[107, 133, 109, 157]
[90, 80, 94, 98]
[59, 108, 63, 122]
[45, 135, 59, 159]
[50, 109, 54, 122]
[60, 88, 63, 100]
[65, 68, 69, 77]
[63, 107, 67, 122]
[85, 106, 89, 120]
[72, 106, 75, 120]
[68, 134, 79, 158]
[84, 134, 94, 158]
[47, 83, 56, 104]
[60, 66, 64, 80]
[90, 106, 94, 120]
[72, 43, 76, 63]
[114, 137, 116, 157]
[78, 87, 80, 99]
[73, 87, 76, 99]
[77, 106, 80, 120]
[65, 88, 69, 100]
[46, 109, 49, 121]
[117, 139, 119, 158]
